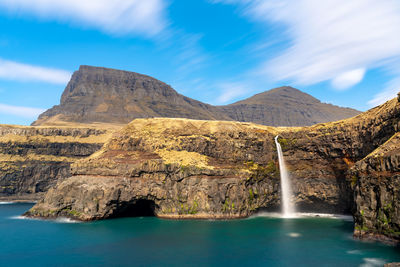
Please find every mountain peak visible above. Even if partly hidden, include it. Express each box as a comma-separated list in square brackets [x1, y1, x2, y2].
[231, 86, 321, 106]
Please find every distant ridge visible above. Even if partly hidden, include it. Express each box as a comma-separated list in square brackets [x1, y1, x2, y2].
[33, 66, 361, 126]
[219, 86, 360, 126]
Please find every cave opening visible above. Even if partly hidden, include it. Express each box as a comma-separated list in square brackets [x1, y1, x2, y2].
[112, 199, 156, 218]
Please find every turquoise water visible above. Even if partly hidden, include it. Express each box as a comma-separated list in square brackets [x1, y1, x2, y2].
[1, 203, 400, 267]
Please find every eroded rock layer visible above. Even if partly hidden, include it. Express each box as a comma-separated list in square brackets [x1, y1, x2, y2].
[351, 132, 400, 243]
[27, 120, 281, 219]
[0, 125, 116, 201]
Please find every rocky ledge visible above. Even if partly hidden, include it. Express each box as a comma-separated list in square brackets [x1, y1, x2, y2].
[0, 124, 117, 201]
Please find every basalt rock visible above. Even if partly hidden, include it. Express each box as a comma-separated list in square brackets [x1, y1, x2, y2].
[351, 132, 400, 244]
[26, 94, 399, 221]
[0, 125, 114, 201]
[26, 120, 282, 219]
[22, 94, 400, 245]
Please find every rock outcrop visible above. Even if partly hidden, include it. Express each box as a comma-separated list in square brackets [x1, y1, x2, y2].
[0, 124, 116, 201]
[27, 119, 281, 219]
[32, 66, 360, 127]
[351, 132, 400, 244]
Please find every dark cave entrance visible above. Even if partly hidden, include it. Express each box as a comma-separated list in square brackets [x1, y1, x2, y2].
[112, 199, 156, 218]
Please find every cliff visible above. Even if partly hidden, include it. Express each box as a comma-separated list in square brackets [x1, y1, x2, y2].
[32, 66, 360, 127]
[25, 96, 400, 245]
[26, 119, 281, 219]
[0, 124, 118, 201]
[351, 132, 400, 243]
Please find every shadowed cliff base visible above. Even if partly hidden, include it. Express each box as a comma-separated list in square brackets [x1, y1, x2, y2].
[109, 199, 157, 218]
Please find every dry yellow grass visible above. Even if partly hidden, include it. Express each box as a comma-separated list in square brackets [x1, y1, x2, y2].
[0, 122, 123, 144]
[156, 149, 213, 170]
[126, 117, 279, 134]
[0, 133, 111, 144]
[0, 153, 78, 162]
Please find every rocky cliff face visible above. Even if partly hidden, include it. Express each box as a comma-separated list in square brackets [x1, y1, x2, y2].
[33, 66, 359, 127]
[0, 125, 115, 201]
[351, 132, 400, 244]
[26, 96, 400, 245]
[27, 119, 281, 219]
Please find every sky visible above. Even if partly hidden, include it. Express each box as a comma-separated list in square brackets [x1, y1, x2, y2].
[0, 0, 400, 125]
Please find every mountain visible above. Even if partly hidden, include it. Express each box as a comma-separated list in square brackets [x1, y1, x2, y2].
[32, 66, 360, 126]
[218, 86, 360, 126]
[33, 66, 230, 125]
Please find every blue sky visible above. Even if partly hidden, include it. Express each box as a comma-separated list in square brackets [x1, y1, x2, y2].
[0, 0, 400, 125]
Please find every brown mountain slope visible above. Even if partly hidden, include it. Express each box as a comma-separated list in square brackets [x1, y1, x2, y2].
[33, 66, 360, 126]
[217, 86, 360, 126]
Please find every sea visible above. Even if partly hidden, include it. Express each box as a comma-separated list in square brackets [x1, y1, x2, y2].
[1, 203, 400, 267]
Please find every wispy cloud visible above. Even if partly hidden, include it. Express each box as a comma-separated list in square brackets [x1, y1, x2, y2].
[0, 103, 45, 118]
[215, 82, 252, 104]
[0, 58, 71, 84]
[331, 68, 366, 91]
[368, 77, 400, 107]
[213, 0, 400, 103]
[368, 59, 400, 106]
[171, 33, 209, 76]
[0, 0, 168, 37]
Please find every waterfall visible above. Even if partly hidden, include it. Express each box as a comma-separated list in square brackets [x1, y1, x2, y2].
[274, 135, 295, 218]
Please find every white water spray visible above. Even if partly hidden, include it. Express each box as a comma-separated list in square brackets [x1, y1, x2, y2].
[274, 135, 295, 218]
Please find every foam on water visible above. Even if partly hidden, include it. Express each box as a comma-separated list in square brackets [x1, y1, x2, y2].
[347, 250, 363, 255]
[250, 211, 353, 221]
[360, 258, 386, 267]
[10, 215, 78, 223]
[287, 232, 301, 238]
[54, 217, 79, 223]
[0, 202, 13, 205]
[10, 215, 33, 220]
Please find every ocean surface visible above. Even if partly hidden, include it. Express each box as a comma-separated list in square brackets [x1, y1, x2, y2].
[1, 203, 400, 267]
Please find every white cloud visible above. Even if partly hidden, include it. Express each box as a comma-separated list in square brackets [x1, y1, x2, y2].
[215, 82, 251, 104]
[0, 0, 167, 37]
[0, 103, 45, 118]
[213, 0, 400, 93]
[331, 68, 366, 90]
[0, 58, 71, 84]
